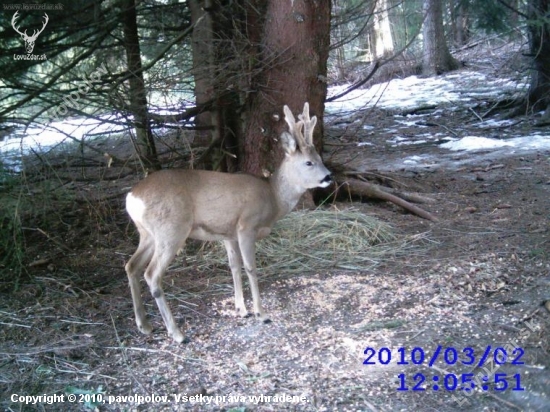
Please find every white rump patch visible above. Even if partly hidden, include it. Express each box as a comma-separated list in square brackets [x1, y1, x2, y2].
[126, 192, 146, 223]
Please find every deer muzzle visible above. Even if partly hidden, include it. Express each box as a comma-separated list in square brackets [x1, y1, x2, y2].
[319, 174, 332, 187]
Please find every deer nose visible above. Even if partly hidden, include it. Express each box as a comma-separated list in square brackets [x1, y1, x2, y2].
[321, 174, 332, 184]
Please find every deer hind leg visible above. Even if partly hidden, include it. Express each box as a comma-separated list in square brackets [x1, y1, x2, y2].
[144, 235, 187, 343]
[223, 240, 248, 318]
[125, 226, 155, 335]
[237, 231, 270, 323]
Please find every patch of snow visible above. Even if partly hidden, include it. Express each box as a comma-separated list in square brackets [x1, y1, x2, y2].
[441, 136, 514, 151]
[1, 114, 126, 153]
[395, 119, 426, 127]
[441, 134, 550, 152]
[474, 119, 518, 129]
[403, 155, 429, 165]
[0, 114, 128, 171]
[387, 136, 407, 143]
[326, 70, 527, 114]
[327, 70, 549, 171]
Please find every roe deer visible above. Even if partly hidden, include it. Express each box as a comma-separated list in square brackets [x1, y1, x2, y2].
[124, 102, 332, 342]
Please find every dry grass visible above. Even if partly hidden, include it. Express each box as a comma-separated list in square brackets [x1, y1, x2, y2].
[180, 207, 418, 280]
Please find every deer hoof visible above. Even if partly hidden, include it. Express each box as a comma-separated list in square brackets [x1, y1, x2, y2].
[172, 329, 187, 344]
[256, 313, 271, 323]
[138, 321, 153, 335]
[235, 307, 249, 318]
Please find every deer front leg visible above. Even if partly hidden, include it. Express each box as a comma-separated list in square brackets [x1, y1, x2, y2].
[237, 232, 270, 323]
[223, 240, 248, 318]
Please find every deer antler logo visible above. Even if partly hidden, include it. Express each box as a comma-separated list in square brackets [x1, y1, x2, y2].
[12, 11, 49, 54]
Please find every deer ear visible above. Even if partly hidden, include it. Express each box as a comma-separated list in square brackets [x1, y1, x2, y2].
[280, 131, 296, 155]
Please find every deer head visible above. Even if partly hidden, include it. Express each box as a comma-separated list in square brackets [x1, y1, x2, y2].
[12, 11, 49, 54]
[271, 102, 332, 216]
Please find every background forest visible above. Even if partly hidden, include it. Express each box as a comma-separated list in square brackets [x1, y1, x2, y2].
[1, 1, 549, 411]
[1, 0, 548, 277]
[1, 0, 546, 171]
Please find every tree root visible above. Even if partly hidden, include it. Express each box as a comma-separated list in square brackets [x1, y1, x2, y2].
[332, 172, 439, 222]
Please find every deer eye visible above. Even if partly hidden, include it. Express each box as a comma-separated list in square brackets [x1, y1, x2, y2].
[305, 161, 313, 166]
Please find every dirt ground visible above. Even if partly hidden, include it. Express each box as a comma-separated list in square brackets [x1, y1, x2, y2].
[1, 61, 550, 410]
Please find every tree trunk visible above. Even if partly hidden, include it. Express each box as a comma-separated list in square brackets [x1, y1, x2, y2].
[422, 0, 460, 76]
[240, 0, 331, 176]
[526, 0, 550, 116]
[370, 0, 394, 60]
[189, 0, 214, 147]
[190, 0, 246, 172]
[333, 0, 347, 81]
[121, 0, 159, 170]
[188, 0, 331, 176]
[450, 0, 469, 47]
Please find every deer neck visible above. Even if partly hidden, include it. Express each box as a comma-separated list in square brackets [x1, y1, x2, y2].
[270, 163, 306, 220]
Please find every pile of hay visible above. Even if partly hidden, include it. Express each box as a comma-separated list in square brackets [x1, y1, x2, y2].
[181, 208, 402, 280]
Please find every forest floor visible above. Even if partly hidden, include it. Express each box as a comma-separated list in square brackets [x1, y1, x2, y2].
[1, 41, 549, 411]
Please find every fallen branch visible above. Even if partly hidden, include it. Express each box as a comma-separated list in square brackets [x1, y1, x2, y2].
[351, 174, 436, 204]
[334, 175, 438, 222]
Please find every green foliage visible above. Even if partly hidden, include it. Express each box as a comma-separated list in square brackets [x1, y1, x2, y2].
[0, 211, 25, 286]
[0, 163, 25, 288]
[0, 151, 77, 288]
[0, 1, 194, 130]
[393, 0, 424, 51]
[470, 0, 512, 33]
